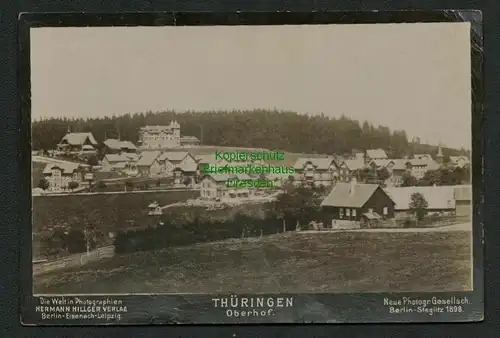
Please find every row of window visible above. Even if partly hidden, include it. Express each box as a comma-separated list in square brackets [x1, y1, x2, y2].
[201, 189, 218, 197]
[143, 135, 177, 140]
[339, 207, 389, 218]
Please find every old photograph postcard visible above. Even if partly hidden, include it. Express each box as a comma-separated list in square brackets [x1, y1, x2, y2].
[20, 11, 483, 325]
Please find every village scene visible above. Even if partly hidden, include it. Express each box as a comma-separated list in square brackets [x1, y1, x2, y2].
[30, 23, 473, 296]
[33, 119, 471, 224]
[32, 115, 473, 295]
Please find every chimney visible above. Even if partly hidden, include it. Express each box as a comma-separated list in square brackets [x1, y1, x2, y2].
[349, 177, 357, 195]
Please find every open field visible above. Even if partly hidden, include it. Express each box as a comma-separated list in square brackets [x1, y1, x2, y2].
[32, 190, 198, 234]
[34, 230, 472, 294]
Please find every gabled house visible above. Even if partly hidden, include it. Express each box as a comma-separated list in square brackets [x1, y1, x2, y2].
[414, 154, 433, 161]
[101, 154, 127, 171]
[157, 151, 197, 175]
[365, 149, 388, 163]
[351, 149, 365, 160]
[367, 158, 440, 186]
[320, 179, 395, 225]
[102, 139, 137, 154]
[449, 156, 470, 168]
[101, 153, 139, 176]
[339, 159, 365, 182]
[385, 159, 413, 187]
[42, 163, 85, 191]
[57, 132, 98, 153]
[147, 201, 163, 216]
[136, 151, 162, 177]
[173, 160, 198, 185]
[453, 185, 472, 216]
[384, 186, 455, 218]
[200, 173, 253, 199]
[408, 158, 440, 179]
[293, 157, 339, 186]
[362, 159, 394, 185]
[180, 136, 201, 147]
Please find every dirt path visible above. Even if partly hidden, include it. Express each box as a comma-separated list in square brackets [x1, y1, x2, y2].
[33, 245, 115, 276]
[299, 222, 472, 234]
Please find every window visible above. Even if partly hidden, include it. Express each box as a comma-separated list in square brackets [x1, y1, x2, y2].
[339, 208, 344, 218]
[346, 209, 351, 217]
[368, 208, 373, 213]
[352, 209, 357, 217]
[383, 207, 388, 215]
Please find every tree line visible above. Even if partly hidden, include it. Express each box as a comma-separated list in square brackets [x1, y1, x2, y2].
[32, 109, 468, 157]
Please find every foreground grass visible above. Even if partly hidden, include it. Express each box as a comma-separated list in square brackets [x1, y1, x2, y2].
[34, 230, 472, 294]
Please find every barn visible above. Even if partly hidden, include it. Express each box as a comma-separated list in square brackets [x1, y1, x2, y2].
[454, 185, 472, 217]
[320, 179, 395, 225]
[384, 186, 456, 218]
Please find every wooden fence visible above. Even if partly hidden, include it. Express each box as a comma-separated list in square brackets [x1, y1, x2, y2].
[32, 245, 115, 276]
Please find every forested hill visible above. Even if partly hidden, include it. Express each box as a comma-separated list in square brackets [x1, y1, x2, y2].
[31, 109, 467, 157]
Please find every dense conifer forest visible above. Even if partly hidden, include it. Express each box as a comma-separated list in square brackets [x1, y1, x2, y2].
[31, 109, 468, 157]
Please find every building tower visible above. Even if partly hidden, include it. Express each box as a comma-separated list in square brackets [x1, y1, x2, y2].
[436, 144, 444, 164]
[170, 120, 181, 146]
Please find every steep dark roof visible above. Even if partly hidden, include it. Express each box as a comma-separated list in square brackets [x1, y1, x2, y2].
[321, 182, 393, 208]
[294, 157, 337, 170]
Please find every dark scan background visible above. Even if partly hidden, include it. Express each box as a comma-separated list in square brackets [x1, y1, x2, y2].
[1, 0, 499, 337]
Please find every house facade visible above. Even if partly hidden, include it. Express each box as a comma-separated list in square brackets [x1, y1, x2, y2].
[102, 139, 137, 154]
[385, 159, 413, 187]
[293, 157, 339, 186]
[408, 158, 440, 179]
[180, 136, 201, 147]
[158, 152, 197, 176]
[384, 186, 456, 218]
[138, 122, 202, 149]
[413, 154, 433, 161]
[200, 173, 253, 199]
[173, 161, 198, 186]
[136, 151, 162, 177]
[138, 122, 181, 149]
[148, 202, 163, 216]
[365, 149, 388, 163]
[449, 156, 470, 168]
[101, 154, 126, 172]
[339, 159, 365, 182]
[57, 132, 98, 153]
[101, 153, 139, 175]
[454, 185, 472, 217]
[42, 163, 84, 191]
[320, 180, 396, 225]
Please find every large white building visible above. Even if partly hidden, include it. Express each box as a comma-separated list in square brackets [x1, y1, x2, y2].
[138, 121, 201, 149]
[138, 121, 181, 148]
[42, 163, 85, 191]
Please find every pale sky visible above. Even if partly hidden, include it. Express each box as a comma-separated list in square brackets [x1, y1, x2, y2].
[30, 23, 472, 149]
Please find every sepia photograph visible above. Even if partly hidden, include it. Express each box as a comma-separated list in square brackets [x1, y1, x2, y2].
[22, 11, 482, 324]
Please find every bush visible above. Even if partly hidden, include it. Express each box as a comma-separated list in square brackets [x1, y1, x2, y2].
[114, 214, 282, 254]
[38, 178, 50, 190]
[66, 229, 86, 253]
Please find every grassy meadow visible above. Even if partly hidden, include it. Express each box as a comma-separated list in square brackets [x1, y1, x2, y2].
[34, 230, 472, 294]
